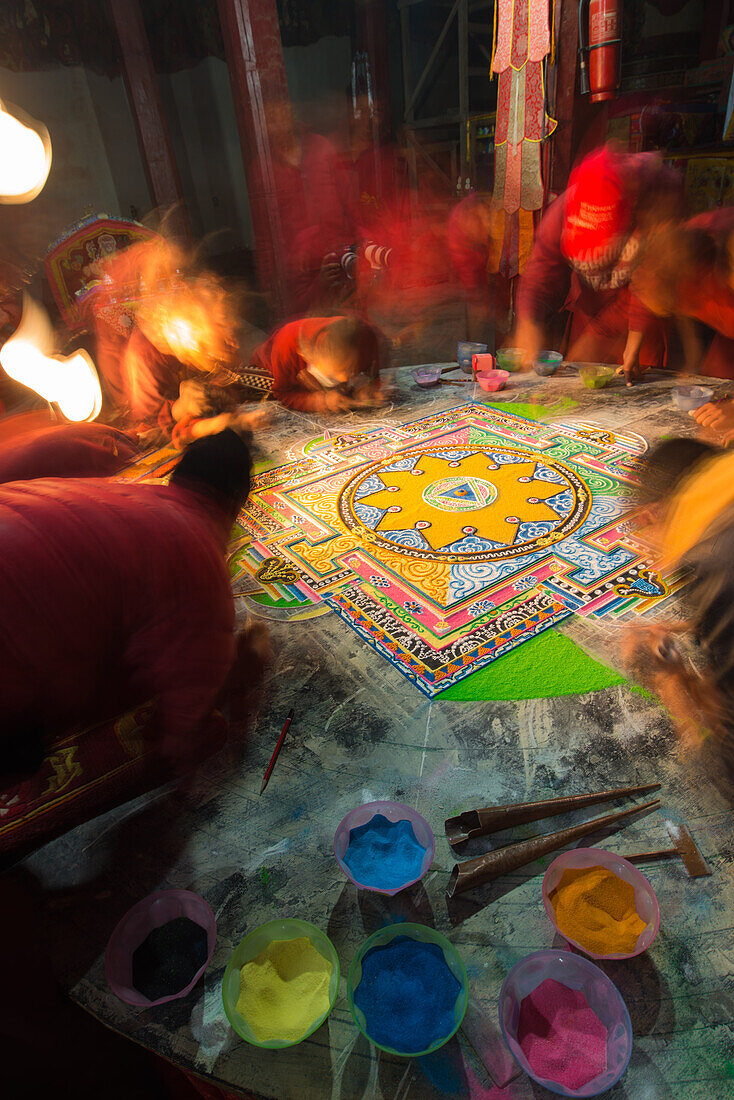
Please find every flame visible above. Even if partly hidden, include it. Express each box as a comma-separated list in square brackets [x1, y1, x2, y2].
[0, 295, 102, 421]
[0, 99, 52, 204]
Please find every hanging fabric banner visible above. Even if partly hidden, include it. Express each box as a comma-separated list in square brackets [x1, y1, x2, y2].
[492, 0, 556, 216]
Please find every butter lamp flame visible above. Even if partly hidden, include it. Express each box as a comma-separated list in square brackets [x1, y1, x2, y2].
[0, 99, 52, 203]
[0, 294, 102, 422]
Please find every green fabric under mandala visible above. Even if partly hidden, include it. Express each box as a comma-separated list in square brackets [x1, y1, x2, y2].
[438, 629, 626, 701]
[484, 399, 578, 420]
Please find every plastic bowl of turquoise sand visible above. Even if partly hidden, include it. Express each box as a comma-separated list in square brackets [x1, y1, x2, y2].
[541, 847, 660, 960]
[348, 922, 468, 1057]
[499, 949, 633, 1097]
[222, 918, 340, 1048]
[334, 799, 435, 895]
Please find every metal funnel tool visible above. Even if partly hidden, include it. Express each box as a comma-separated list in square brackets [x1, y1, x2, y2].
[626, 821, 711, 878]
[445, 782, 661, 847]
[446, 799, 661, 898]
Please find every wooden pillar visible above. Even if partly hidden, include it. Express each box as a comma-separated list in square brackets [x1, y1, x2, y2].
[458, 0, 469, 180]
[217, 0, 295, 318]
[549, 0, 580, 195]
[108, 0, 190, 241]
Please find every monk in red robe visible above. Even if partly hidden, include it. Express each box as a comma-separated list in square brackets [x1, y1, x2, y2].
[0, 430, 253, 780]
[515, 146, 683, 383]
[250, 315, 388, 413]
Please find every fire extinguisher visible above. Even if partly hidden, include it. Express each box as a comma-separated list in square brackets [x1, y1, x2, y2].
[578, 0, 622, 104]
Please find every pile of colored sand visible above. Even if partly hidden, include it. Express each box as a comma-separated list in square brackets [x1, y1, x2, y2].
[550, 865, 646, 955]
[518, 978, 608, 1090]
[343, 813, 427, 890]
[236, 936, 332, 1043]
[353, 936, 461, 1053]
[131, 916, 208, 1001]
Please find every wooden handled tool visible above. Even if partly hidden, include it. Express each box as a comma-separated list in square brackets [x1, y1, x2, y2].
[625, 821, 710, 878]
[445, 782, 661, 847]
[446, 799, 661, 898]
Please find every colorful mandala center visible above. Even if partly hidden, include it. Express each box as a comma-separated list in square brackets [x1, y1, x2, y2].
[422, 476, 497, 512]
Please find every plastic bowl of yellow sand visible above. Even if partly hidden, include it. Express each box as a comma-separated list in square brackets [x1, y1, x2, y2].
[541, 847, 660, 960]
[222, 918, 340, 1047]
[576, 363, 616, 389]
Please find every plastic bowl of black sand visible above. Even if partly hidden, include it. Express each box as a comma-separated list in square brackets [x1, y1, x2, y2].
[413, 366, 441, 388]
[106, 889, 215, 1007]
[334, 799, 435, 896]
[499, 949, 632, 1097]
[221, 918, 340, 1048]
[347, 922, 468, 1057]
[672, 384, 713, 412]
[541, 846, 660, 961]
[576, 363, 616, 389]
[534, 351, 563, 376]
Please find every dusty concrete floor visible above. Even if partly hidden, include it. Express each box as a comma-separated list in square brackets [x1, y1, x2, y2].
[17, 367, 734, 1100]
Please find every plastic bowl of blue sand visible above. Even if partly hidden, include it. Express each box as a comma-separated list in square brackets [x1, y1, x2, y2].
[334, 799, 435, 896]
[106, 889, 216, 1007]
[348, 922, 468, 1056]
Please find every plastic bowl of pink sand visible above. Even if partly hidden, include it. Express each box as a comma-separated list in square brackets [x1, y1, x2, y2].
[105, 888, 216, 1007]
[333, 799, 435, 896]
[541, 846, 660, 960]
[672, 385, 713, 412]
[476, 369, 510, 393]
[413, 366, 442, 388]
[499, 949, 633, 1097]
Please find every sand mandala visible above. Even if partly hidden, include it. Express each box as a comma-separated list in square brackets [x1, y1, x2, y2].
[230, 404, 682, 696]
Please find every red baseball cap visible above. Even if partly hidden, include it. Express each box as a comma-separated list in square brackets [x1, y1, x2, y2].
[561, 147, 632, 269]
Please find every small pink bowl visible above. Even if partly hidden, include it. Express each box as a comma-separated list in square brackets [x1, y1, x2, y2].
[476, 369, 510, 393]
[105, 889, 216, 1006]
[334, 799, 435, 896]
[542, 847, 660, 960]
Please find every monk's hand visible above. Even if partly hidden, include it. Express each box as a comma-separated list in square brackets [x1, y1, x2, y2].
[513, 318, 543, 370]
[320, 390, 352, 413]
[691, 397, 734, 446]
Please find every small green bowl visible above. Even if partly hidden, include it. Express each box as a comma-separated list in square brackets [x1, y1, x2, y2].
[222, 918, 340, 1048]
[496, 347, 524, 373]
[347, 922, 468, 1057]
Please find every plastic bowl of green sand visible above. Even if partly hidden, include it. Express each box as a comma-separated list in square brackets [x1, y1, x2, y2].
[222, 918, 340, 1048]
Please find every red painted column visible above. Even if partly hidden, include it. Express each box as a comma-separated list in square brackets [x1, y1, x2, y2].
[217, 0, 297, 318]
[355, 0, 392, 137]
[108, 0, 190, 241]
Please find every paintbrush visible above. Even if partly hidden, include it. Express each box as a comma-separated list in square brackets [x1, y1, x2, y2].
[260, 708, 294, 795]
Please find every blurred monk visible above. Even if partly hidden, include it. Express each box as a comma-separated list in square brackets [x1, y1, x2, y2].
[0, 430, 256, 780]
[515, 146, 683, 383]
